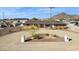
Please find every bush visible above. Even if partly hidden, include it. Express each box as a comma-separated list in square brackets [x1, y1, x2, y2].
[30, 25, 38, 30]
[32, 34, 43, 39]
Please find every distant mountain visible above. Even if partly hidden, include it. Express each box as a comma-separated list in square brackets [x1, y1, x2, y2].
[52, 12, 79, 21]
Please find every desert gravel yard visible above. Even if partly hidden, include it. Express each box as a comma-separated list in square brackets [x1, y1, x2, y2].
[0, 28, 79, 51]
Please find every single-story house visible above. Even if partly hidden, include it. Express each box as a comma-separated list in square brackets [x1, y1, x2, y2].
[23, 20, 67, 29]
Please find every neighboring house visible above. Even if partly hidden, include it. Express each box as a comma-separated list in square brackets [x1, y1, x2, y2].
[23, 20, 67, 29]
[15, 22, 22, 26]
[15, 20, 24, 27]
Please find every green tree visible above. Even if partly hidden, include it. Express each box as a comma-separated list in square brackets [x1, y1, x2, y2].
[32, 17, 38, 20]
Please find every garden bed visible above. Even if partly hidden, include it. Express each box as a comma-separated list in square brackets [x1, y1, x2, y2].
[25, 33, 64, 42]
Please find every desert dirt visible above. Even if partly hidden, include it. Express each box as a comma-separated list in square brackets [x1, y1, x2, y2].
[0, 28, 79, 51]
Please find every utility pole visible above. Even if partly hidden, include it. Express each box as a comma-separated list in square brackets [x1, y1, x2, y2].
[48, 7, 55, 20]
[49, 7, 52, 19]
[2, 11, 4, 20]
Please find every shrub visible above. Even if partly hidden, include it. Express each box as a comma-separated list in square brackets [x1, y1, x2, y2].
[32, 34, 43, 39]
[31, 25, 38, 29]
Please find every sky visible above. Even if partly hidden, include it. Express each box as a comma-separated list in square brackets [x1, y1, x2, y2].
[0, 7, 79, 19]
